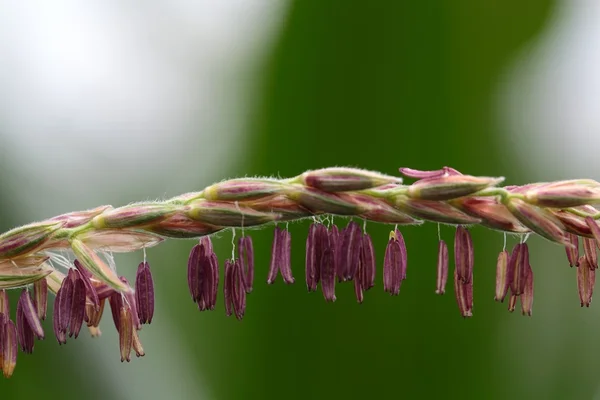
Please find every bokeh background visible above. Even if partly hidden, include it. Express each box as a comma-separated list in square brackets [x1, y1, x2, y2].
[1, 1, 599, 399]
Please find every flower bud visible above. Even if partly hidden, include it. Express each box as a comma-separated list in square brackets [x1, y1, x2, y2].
[149, 214, 218, 239]
[70, 239, 129, 292]
[0, 221, 63, 259]
[49, 205, 112, 228]
[505, 198, 570, 246]
[188, 201, 278, 227]
[203, 179, 282, 201]
[289, 187, 359, 216]
[93, 204, 177, 229]
[302, 167, 403, 192]
[452, 197, 529, 233]
[351, 194, 421, 225]
[524, 179, 600, 208]
[395, 196, 480, 225]
[77, 230, 164, 253]
[407, 175, 504, 201]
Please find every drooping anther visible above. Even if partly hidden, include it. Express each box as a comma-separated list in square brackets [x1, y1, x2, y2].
[436, 240, 448, 295]
[454, 226, 473, 284]
[268, 226, 294, 285]
[383, 229, 407, 296]
[577, 256, 595, 307]
[187, 238, 219, 311]
[135, 262, 155, 324]
[237, 236, 254, 293]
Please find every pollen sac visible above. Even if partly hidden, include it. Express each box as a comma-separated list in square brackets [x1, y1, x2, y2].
[0, 290, 9, 317]
[268, 227, 294, 285]
[565, 233, 580, 267]
[17, 290, 44, 340]
[279, 229, 294, 284]
[494, 250, 510, 302]
[74, 259, 100, 309]
[53, 274, 74, 345]
[320, 244, 336, 302]
[108, 292, 124, 332]
[16, 294, 35, 354]
[305, 224, 318, 291]
[69, 276, 86, 339]
[583, 238, 598, 270]
[509, 243, 530, 296]
[33, 278, 48, 321]
[2, 319, 17, 378]
[585, 216, 600, 249]
[225, 259, 247, 320]
[224, 260, 233, 316]
[119, 277, 140, 331]
[119, 306, 133, 362]
[237, 236, 254, 293]
[233, 259, 246, 320]
[577, 256, 595, 307]
[521, 268, 534, 316]
[360, 233, 376, 291]
[187, 240, 219, 311]
[132, 328, 145, 357]
[135, 262, 155, 324]
[86, 298, 106, 328]
[306, 223, 329, 290]
[453, 268, 473, 318]
[436, 240, 449, 295]
[354, 275, 364, 304]
[507, 293, 518, 312]
[383, 229, 407, 296]
[339, 221, 363, 281]
[454, 226, 474, 284]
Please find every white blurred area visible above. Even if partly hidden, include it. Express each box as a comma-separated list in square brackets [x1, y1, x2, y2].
[498, 2, 600, 398]
[499, 1, 600, 181]
[0, 0, 286, 220]
[0, 1, 287, 399]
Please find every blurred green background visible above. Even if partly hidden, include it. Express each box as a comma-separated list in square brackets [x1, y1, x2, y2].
[5, 1, 599, 399]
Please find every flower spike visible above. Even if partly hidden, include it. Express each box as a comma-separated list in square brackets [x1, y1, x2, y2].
[1, 165, 600, 377]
